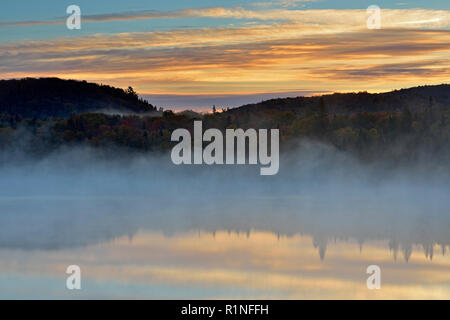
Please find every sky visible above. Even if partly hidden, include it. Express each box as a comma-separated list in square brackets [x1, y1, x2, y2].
[0, 0, 449, 110]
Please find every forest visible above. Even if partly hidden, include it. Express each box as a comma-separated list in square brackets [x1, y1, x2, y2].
[0, 78, 156, 118]
[0, 78, 448, 166]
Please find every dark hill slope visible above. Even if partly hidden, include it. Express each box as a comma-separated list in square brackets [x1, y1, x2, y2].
[0, 78, 155, 119]
[228, 84, 450, 115]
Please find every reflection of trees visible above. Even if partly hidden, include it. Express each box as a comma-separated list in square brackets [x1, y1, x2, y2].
[313, 236, 327, 261]
[0, 196, 449, 262]
[403, 245, 413, 262]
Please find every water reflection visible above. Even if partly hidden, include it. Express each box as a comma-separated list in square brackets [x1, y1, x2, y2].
[1, 143, 449, 298]
[0, 229, 450, 299]
[0, 194, 450, 298]
[0, 195, 449, 262]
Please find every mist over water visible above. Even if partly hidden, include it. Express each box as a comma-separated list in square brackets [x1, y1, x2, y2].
[0, 140, 449, 298]
[0, 140, 448, 256]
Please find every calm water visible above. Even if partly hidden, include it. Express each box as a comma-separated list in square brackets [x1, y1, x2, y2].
[0, 194, 449, 299]
[1, 146, 449, 299]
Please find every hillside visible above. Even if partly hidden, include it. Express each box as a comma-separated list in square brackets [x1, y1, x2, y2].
[1, 79, 448, 119]
[0, 78, 156, 119]
[0, 80, 448, 165]
[228, 84, 450, 115]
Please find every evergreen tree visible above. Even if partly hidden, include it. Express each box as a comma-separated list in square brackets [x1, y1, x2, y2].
[317, 97, 329, 134]
[401, 108, 412, 132]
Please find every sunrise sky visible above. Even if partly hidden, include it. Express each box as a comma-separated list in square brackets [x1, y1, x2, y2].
[1, 0, 449, 109]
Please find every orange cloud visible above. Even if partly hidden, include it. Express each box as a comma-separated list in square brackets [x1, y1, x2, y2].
[0, 9, 449, 98]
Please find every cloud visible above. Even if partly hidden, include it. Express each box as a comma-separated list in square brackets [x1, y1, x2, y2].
[1, 7, 449, 29]
[251, 0, 317, 9]
[0, 8, 449, 103]
[142, 90, 326, 109]
[0, 10, 187, 27]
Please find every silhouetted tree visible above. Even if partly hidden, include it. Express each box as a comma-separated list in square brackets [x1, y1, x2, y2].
[126, 86, 138, 99]
[401, 108, 412, 132]
[317, 97, 329, 134]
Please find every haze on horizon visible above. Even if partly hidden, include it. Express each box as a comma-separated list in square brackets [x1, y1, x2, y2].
[0, 0, 449, 110]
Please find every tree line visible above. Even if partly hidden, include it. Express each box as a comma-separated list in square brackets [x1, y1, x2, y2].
[0, 96, 448, 165]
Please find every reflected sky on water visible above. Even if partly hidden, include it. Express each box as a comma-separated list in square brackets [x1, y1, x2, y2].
[0, 145, 449, 299]
[0, 194, 449, 299]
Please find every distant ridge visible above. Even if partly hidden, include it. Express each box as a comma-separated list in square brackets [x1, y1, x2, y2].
[228, 84, 450, 115]
[0, 78, 448, 119]
[0, 78, 156, 119]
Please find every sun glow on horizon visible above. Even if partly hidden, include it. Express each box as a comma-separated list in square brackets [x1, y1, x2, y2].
[0, 4, 449, 108]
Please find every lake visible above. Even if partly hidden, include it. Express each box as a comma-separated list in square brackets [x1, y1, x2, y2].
[0, 193, 449, 299]
[0, 147, 448, 299]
